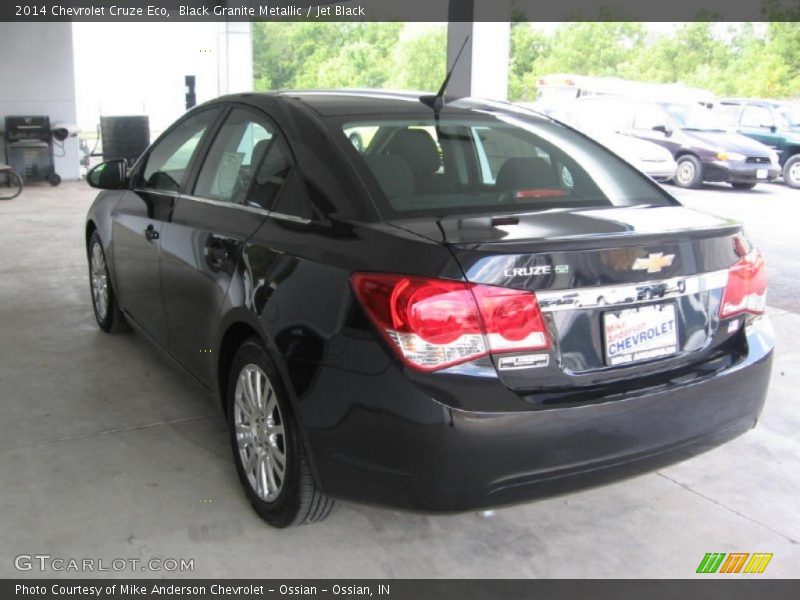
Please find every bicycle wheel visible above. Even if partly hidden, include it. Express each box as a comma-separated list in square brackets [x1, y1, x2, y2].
[0, 171, 23, 200]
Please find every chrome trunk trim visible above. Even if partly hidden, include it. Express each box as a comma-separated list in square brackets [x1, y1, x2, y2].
[536, 269, 728, 312]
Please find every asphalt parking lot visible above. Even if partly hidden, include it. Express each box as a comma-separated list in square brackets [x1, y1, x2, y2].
[0, 181, 798, 579]
[672, 182, 800, 314]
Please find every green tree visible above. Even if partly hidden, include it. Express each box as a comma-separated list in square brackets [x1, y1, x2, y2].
[509, 21, 800, 101]
[763, 22, 800, 96]
[508, 23, 550, 100]
[252, 21, 800, 101]
[533, 22, 646, 78]
[252, 23, 402, 91]
[388, 26, 447, 91]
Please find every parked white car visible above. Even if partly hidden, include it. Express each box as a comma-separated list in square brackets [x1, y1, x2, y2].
[539, 104, 678, 182]
[590, 130, 678, 182]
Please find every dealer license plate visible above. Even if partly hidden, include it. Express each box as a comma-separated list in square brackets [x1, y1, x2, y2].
[757, 168, 768, 179]
[603, 303, 678, 366]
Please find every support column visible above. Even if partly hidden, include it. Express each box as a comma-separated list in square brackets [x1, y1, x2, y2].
[446, 1, 511, 100]
[217, 21, 253, 95]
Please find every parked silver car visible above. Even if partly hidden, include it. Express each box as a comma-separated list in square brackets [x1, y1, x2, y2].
[539, 104, 677, 182]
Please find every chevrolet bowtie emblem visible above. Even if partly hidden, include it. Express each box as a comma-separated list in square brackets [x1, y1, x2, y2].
[632, 253, 675, 273]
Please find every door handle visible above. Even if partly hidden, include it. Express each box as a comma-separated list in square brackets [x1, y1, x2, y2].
[145, 224, 159, 241]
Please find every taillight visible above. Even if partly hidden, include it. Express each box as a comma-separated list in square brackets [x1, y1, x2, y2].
[351, 273, 549, 372]
[720, 250, 767, 318]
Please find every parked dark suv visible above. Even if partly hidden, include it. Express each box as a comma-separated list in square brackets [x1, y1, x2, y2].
[716, 98, 800, 189]
[574, 96, 780, 189]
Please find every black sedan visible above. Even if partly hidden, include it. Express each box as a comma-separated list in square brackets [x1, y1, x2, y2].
[85, 91, 774, 528]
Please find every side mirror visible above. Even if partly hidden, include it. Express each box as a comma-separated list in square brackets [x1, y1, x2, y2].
[652, 124, 673, 137]
[87, 159, 128, 190]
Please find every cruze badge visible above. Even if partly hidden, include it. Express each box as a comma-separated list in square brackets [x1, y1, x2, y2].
[632, 253, 675, 274]
[504, 264, 569, 278]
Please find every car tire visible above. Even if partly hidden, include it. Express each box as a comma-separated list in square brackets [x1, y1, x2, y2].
[227, 338, 335, 528]
[88, 231, 128, 333]
[673, 155, 703, 189]
[731, 182, 756, 190]
[783, 155, 800, 189]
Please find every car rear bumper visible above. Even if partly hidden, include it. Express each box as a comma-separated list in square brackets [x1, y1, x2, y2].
[704, 160, 781, 183]
[301, 317, 774, 512]
[643, 163, 677, 182]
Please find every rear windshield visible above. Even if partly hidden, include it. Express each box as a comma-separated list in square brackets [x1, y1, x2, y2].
[335, 113, 673, 219]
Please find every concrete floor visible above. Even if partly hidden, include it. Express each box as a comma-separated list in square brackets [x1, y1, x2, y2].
[673, 182, 800, 314]
[1, 181, 798, 578]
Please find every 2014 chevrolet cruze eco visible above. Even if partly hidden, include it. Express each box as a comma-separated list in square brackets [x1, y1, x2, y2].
[85, 91, 774, 528]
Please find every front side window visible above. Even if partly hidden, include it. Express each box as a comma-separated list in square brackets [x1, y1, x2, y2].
[663, 103, 728, 132]
[142, 110, 217, 192]
[337, 114, 672, 218]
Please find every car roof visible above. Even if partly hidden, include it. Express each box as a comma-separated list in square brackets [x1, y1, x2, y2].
[205, 89, 549, 119]
[576, 95, 656, 107]
[719, 98, 781, 107]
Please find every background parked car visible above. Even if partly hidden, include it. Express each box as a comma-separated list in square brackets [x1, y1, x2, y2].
[570, 96, 780, 189]
[716, 98, 800, 189]
[534, 73, 717, 109]
[545, 104, 677, 182]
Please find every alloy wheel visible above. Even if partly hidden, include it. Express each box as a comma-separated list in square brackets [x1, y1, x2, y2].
[90, 242, 109, 322]
[676, 161, 695, 186]
[789, 161, 800, 186]
[233, 364, 286, 502]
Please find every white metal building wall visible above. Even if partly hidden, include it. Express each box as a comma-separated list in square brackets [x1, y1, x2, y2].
[0, 22, 81, 180]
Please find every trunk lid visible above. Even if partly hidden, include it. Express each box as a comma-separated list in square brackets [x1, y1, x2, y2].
[391, 205, 744, 393]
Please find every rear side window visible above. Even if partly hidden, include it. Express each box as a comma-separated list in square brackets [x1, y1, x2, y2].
[142, 109, 217, 193]
[338, 115, 672, 218]
[741, 105, 774, 128]
[246, 134, 293, 210]
[633, 105, 670, 131]
[715, 103, 742, 124]
[194, 108, 291, 208]
[570, 100, 634, 132]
